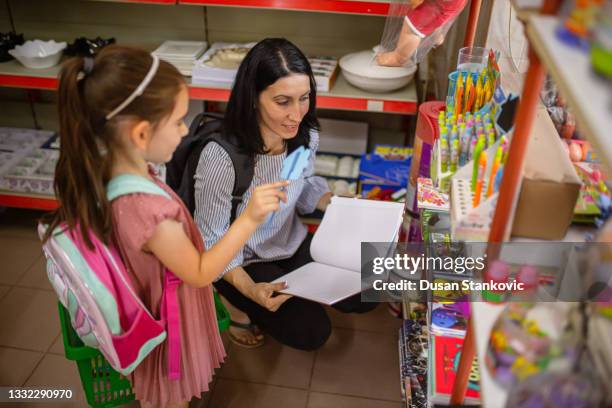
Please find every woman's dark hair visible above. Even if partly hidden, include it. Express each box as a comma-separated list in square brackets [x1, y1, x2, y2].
[224, 38, 319, 155]
[42, 45, 185, 248]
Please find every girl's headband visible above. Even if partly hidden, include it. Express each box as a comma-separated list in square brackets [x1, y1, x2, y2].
[105, 54, 160, 120]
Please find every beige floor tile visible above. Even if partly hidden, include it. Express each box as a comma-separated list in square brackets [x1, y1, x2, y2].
[327, 304, 402, 333]
[0, 236, 43, 285]
[16, 255, 52, 291]
[307, 392, 403, 408]
[48, 334, 65, 356]
[311, 328, 401, 401]
[0, 208, 41, 240]
[0, 285, 10, 301]
[0, 347, 44, 386]
[219, 336, 314, 389]
[0, 288, 60, 351]
[24, 354, 87, 407]
[189, 379, 216, 408]
[209, 379, 308, 408]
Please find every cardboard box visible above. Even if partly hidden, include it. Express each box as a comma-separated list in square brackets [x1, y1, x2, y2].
[511, 108, 582, 240]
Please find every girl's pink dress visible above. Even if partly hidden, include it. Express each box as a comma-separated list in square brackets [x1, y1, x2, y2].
[111, 175, 225, 406]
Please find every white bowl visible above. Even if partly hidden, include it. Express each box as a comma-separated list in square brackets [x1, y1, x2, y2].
[339, 50, 417, 93]
[9, 40, 67, 69]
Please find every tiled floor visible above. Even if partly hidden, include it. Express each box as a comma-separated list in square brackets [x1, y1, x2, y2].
[0, 208, 403, 408]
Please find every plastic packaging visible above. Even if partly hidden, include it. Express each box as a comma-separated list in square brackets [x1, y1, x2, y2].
[376, 0, 469, 68]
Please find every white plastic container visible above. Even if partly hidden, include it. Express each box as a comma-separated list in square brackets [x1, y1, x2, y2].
[9, 40, 67, 69]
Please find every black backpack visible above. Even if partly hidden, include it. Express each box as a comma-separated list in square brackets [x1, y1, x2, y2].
[166, 112, 301, 224]
[166, 112, 254, 223]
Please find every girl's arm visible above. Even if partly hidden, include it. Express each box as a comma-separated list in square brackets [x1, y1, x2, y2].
[145, 181, 288, 288]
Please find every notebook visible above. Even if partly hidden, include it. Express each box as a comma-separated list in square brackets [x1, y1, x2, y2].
[272, 197, 405, 305]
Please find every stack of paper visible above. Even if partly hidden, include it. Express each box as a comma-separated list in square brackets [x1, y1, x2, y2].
[153, 41, 208, 77]
[192, 42, 255, 88]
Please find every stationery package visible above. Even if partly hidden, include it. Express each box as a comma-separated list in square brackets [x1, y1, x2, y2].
[359, 145, 412, 201]
[308, 56, 339, 92]
[428, 335, 480, 405]
[0, 128, 58, 196]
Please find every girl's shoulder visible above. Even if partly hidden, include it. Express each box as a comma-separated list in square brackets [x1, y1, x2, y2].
[111, 190, 183, 250]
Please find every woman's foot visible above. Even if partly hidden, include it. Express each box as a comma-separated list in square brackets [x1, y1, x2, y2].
[228, 320, 264, 348]
[221, 295, 264, 348]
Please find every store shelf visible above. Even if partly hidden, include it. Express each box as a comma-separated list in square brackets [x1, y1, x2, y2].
[0, 192, 59, 211]
[0, 61, 60, 90]
[190, 74, 417, 114]
[178, 0, 391, 16]
[526, 15, 612, 169]
[91, 0, 176, 4]
[0, 62, 417, 115]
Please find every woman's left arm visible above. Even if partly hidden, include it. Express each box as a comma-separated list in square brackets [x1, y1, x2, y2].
[296, 131, 333, 214]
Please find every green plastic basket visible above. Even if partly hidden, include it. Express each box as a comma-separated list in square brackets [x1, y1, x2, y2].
[59, 291, 230, 408]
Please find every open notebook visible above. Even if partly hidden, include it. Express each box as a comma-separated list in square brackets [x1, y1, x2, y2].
[272, 197, 405, 305]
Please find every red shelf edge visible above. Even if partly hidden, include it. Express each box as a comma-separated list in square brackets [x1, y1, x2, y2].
[178, 0, 389, 15]
[0, 74, 58, 90]
[0, 194, 59, 211]
[97, 0, 176, 4]
[0, 75, 416, 115]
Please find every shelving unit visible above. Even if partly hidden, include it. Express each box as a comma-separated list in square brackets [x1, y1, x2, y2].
[0, 61, 417, 115]
[526, 14, 612, 169]
[178, 0, 391, 16]
[450, 3, 611, 406]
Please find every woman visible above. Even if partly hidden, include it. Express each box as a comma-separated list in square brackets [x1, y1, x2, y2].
[194, 38, 376, 351]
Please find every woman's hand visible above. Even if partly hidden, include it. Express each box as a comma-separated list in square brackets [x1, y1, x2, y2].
[316, 192, 334, 211]
[243, 181, 289, 224]
[247, 281, 292, 312]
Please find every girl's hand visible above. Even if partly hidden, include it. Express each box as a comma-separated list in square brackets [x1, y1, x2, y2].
[248, 281, 292, 312]
[243, 181, 289, 224]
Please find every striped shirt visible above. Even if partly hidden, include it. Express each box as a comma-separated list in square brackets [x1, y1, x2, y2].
[194, 131, 330, 279]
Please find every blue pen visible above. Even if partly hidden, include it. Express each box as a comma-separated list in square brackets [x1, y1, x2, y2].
[494, 167, 504, 193]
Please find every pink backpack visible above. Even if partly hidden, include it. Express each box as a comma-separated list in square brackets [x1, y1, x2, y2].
[40, 174, 182, 379]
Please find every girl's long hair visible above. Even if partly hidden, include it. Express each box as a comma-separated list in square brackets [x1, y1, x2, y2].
[43, 45, 185, 248]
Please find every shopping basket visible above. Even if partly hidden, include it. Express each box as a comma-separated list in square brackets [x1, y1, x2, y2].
[58, 291, 230, 408]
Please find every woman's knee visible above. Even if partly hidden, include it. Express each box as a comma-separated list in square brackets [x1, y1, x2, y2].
[273, 301, 332, 351]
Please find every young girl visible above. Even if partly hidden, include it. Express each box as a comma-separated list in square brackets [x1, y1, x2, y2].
[44, 45, 288, 408]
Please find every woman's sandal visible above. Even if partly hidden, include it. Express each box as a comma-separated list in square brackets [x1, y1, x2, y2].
[228, 320, 265, 349]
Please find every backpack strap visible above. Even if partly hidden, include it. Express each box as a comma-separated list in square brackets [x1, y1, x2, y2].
[107, 174, 170, 201]
[106, 173, 182, 381]
[206, 135, 255, 224]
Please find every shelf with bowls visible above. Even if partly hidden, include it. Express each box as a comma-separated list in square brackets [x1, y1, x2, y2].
[0, 61, 418, 115]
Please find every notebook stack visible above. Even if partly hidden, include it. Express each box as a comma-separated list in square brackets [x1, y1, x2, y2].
[152, 41, 208, 77]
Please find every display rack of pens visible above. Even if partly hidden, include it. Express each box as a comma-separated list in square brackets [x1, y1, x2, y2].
[431, 109, 509, 192]
[446, 48, 501, 118]
[449, 134, 511, 241]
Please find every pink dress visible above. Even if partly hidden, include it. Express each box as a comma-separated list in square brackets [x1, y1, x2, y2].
[111, 175, 226, 406]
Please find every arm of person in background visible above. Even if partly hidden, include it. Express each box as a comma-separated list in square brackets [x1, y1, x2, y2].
[193, 142, 292, 311]
[296, 131, 333, 213]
